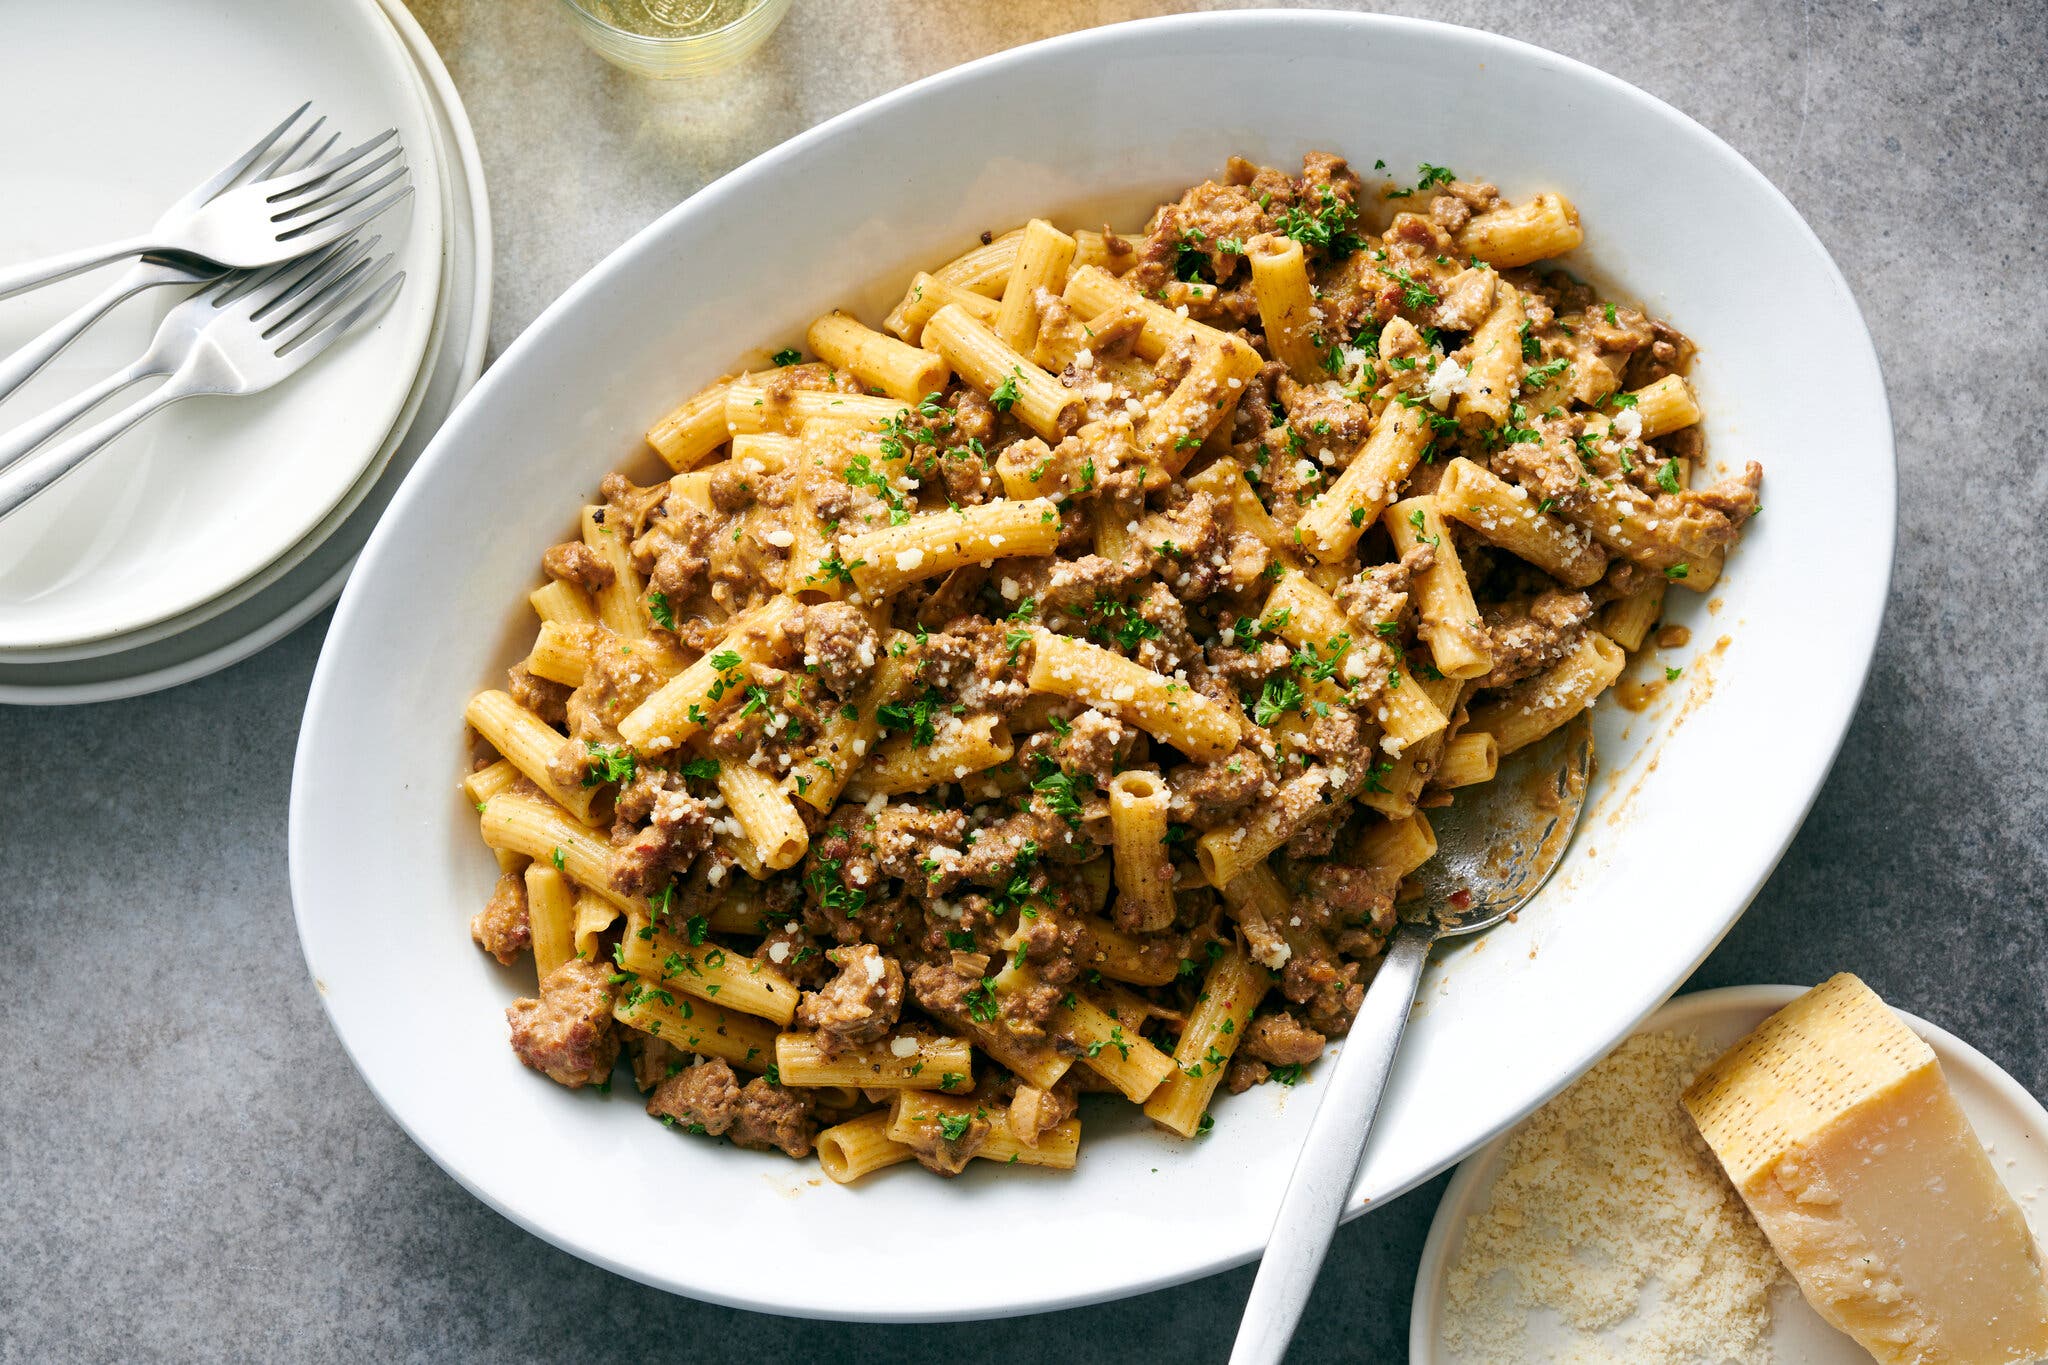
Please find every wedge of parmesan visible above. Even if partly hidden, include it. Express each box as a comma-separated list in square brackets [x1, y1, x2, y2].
[1684, 974, 2048, 1365]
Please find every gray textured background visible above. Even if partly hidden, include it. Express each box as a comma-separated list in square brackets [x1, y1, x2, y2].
[3, 1, 2044, 1360]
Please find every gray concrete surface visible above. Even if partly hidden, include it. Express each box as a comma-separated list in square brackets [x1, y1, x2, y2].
[4, 1, 2045, 1360]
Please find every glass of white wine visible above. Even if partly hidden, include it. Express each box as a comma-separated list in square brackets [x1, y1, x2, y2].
[557, 0, 793, 78]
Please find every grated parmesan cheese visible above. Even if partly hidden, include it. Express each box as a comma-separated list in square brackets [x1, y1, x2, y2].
[1426, 356, 1470, 410]
[1439, 1030, 1785, 1363]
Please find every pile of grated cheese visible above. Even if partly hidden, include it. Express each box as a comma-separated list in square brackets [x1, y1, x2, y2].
[1440, 1030, 1785, 1363]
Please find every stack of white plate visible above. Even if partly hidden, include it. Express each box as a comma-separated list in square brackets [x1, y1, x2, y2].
[0, 0, 490, 704]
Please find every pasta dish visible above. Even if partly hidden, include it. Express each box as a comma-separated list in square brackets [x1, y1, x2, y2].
[459, 152, 1761, 1182]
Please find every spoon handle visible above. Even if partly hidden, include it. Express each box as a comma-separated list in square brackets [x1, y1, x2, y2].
[1228, 918, 1436, 1365]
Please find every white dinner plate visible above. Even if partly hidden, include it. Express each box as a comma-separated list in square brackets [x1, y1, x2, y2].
[291, 12, 1895, 1321]
[1410, 986, 2048, 1362]
[0, 0, 443, 651]
[0, 0, 462, 669]
[0, 0, 489, 705]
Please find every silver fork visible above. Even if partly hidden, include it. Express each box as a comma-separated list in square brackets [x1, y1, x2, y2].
[0, 237, 384, 472]
[0, 244, 404, 521]
[0, 105, 345, 406]
[0, 127, 411, 301]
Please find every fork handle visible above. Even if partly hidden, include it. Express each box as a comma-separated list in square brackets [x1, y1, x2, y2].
[0, 382, 188, 522]
[0, 266, 168, 404]
[0, 362, 153, 474]
[0, 235, 158, 302]
[1228, 919, 1436, 1365]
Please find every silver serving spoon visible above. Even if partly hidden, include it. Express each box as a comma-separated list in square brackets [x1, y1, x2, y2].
[1230, 717, 1596, 1365]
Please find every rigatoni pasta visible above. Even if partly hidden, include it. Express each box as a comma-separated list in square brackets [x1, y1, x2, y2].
[462, 149, 1761, 1181]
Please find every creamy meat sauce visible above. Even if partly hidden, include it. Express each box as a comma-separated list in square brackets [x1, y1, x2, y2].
[465, 152, 1760, 1178]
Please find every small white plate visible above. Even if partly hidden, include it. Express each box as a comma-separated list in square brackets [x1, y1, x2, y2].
[0, 0, 443, 650]
[1410, 985, 2048, 1362]
[0, 0, 489, 704]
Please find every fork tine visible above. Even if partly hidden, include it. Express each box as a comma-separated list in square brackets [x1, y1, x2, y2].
[171, 102, 312, 213]
[258, 130, 398, 202]
[288, 129, 342, 175]
[217, 236, 356, 311]
[276, 183, 415, 250]
[255, 114, 326, 180]
[276, 263, 404, 358]
[272, 145, 405, 222]
[251, 237, 379, 324]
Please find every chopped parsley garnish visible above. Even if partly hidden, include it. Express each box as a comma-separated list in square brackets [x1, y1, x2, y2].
[583, 742, 636, 788]
[843, 452, 909, 521]
[1085, 1026, 1132, 1061]
[1385, 162, 1457, 199]
[644, 591, 675, 630]
[962, 978, 999, 1023]
[1275, 185, 1364, 257]
[1664, 562, 1691, 581]
[809, 553, 862, 587]
[876, 687, 944, 747]
[681, 757, 720, 782]
[1656, 460, 1682, 495]
[770, 347, 802, 367]
[1253, 675, 1305, 726]
[1031, 755, 1089, 827]
[804, 856, 868, 919]
[1378, 265, 1439, 311]
[989, 369, 1021, 413]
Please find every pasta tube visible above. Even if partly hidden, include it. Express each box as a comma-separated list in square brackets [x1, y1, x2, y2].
[1297, 400, 1435, 561]
[614, 984, 777, 1073]
[618, 909, 800, 1026]
[993, 218, 1077, 355]
[816, 1111, 917, 1184]
[774, 1032, 973, 1091]
[922, 304, 1082, 440]
[806, 310, 950, 403]
[464, 690, 605, 824]
[1108, 769, 1175, 932]
[1144, 944, 1269, 1137]
[1027, 629, 1242, 761]
[646, 379, 732, 471]
[1435, 457, 1608, 588]
[1384, 495, 1490, 680]
[1466, 631, 1625, 755]
[842, 499, 1061, 597]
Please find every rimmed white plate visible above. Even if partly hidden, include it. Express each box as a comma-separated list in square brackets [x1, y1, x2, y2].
[0, 0, 443, 651]
[292, 11, 1894, 1322]
[1410, 985, 2048, 1362]
[0, 0, 489, 705]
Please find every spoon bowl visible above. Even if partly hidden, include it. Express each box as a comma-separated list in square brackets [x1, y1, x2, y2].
[1414, 719, 1595, 937]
